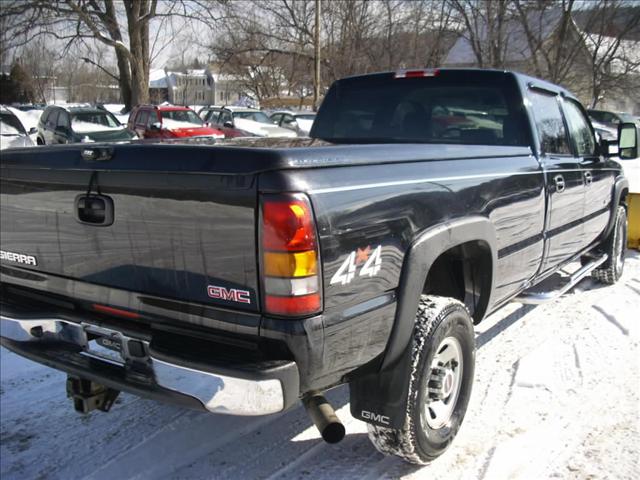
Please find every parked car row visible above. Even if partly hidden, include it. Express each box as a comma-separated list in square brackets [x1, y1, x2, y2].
[8, 100, 636, 149]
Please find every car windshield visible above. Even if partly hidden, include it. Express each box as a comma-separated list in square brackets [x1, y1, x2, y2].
[160, 110, 203, 126]
[312, 74, 529, 145]
[0, 112, 26, 135]
[233, 111, 272, 124]
[71, 111, 122, 132]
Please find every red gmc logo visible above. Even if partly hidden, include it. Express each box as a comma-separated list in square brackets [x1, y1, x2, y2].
[207, 285, 251, 304]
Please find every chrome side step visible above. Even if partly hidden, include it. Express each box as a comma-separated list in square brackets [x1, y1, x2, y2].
[515, 254, 608, 305]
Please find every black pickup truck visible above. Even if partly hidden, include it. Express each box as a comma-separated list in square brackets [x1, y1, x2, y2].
[1, 69, 636, 465]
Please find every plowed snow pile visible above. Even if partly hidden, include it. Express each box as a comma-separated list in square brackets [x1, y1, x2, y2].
[2, 251, 639, 480]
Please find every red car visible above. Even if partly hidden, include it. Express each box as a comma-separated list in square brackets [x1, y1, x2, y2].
[128, 105, 225, 140]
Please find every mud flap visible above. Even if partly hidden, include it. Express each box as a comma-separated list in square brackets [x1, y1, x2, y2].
[349, 349, 413, 429]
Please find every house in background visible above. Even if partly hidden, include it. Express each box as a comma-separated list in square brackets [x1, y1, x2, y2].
[147, 67, 246, 107]
[443, 7, 639, 113]
[209, 69, 244, 106]
[165, 69, 215, 105]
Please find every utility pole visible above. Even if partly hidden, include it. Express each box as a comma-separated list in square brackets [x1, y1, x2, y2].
[313, 0, 321, 111]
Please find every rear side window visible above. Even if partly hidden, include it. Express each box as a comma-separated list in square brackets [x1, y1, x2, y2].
[563, 100, 596, 156]
[529, 91, 571, 155]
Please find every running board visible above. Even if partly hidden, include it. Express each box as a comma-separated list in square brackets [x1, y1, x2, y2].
[515, 254, 608, 305]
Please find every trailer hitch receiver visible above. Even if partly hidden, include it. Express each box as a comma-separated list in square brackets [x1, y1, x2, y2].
[66, 376, 120, 414]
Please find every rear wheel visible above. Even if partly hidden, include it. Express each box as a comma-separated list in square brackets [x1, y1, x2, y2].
[591, 205, 627, 284]
[367, 296, 475, 465]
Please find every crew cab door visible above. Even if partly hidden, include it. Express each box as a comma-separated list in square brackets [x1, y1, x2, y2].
[528, 89, 586, 273]
[561, 98, 613, 245]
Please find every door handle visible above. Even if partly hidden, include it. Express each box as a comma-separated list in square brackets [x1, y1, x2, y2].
[554, 174, 565, 193]
[584, 171, 593, 186]
[75, 194, 114, 226]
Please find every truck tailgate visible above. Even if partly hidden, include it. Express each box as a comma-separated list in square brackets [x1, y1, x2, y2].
[0, 144, 261, 312]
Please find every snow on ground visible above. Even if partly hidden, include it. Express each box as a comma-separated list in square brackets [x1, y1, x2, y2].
[1, 251, 639, 480]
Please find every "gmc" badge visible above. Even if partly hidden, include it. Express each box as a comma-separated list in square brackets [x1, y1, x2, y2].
[207, 285, 251, 304]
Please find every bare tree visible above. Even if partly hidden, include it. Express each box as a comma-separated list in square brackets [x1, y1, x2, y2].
[448, 0, 515, 68]
[1, 0, 223, 111]
[577, 0, 640, 108]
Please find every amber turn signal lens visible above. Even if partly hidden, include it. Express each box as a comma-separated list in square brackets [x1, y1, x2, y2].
[264, 251, 317, 278]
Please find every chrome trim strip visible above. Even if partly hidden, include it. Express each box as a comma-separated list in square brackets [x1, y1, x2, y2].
[308, 168, 622, 195]
[0, 314, 286, 416]
[308, 171, 534, 194]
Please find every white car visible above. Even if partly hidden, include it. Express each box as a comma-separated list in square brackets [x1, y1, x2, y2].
[270, 111, 316, 136]
[200, 106, 297, 138]
[0, 106, 36, 149]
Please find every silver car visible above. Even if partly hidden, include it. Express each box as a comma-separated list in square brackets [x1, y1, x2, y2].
[0, 105, 36, 150]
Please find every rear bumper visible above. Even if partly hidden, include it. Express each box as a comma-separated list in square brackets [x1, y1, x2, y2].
[0, 308, 299, 416]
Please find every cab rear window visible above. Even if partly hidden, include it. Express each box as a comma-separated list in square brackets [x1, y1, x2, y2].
[312, 73, 529, 146]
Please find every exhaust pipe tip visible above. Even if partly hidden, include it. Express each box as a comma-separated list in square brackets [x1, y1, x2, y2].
[302, 393, 346, 444]
[320, 420, 346, 444]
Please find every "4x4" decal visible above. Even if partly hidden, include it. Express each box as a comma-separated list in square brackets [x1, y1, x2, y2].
[330, 245, 382, 286]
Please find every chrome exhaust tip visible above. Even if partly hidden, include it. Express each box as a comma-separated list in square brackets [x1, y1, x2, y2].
[302, 393, 345, 444]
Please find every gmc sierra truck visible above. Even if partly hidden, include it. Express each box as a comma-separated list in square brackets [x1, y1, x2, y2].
[1, 69, 636, 465]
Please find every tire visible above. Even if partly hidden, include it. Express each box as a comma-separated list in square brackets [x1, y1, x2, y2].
[367, 295, 475, 465]
[591, 205, 627, 285]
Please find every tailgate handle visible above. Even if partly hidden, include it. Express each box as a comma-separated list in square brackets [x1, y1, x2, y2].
[75, 194, 114, 226]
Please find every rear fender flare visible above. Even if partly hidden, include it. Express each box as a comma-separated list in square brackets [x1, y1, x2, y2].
[382, 215, 497, 370]
[349, 216, 497, 428]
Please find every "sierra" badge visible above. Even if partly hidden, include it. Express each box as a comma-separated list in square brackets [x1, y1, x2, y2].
[0, 250, 38, 266]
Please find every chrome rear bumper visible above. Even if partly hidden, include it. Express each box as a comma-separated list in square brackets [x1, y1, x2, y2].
[0, 312, 299, 416]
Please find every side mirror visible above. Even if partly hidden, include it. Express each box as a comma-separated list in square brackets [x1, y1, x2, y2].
[149, 122, 162, 131]
[223, 121, 233, 128]
[28, 127, 37, 135]
[619, 122, 638, 159]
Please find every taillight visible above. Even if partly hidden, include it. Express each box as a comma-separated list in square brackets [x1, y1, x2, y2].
[260, 193, 322, 316]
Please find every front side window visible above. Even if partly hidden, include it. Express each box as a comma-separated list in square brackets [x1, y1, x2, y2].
[529, 91, 571, 155]
[218, 110, 233, 124]
[563, 100, 596, 156]
[46, 109, 59, 128]
[58, 111, 70, 128]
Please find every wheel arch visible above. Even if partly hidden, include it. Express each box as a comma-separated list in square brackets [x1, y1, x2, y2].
[349, 216, 496, 428]
[381, 216, 497, 370]
[601, 175, 629, 242]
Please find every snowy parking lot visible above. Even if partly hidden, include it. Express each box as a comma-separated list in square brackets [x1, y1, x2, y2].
[1, 251, 639, 480]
